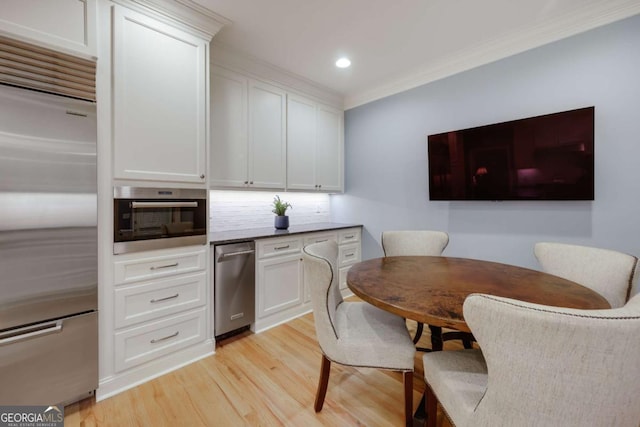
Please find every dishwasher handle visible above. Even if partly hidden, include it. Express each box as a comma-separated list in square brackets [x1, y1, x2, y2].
[217, 249, 255, 261]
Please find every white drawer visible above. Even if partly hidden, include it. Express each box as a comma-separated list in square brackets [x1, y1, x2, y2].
[338, 228, 361, 244]
[257, 236, 302, 259]
[114, 307, 206, 372]
[114, 246, 206, 285]
[339, 266, 352, 290]
[339, 243, 361, 268]
[114, 272, 207, 328]
[303, 231, 338, 247]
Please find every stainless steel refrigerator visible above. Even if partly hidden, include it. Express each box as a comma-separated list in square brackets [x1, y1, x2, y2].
[0, 84, 98, 405]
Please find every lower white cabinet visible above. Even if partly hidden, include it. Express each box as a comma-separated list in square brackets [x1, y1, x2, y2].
[338, 228, 362, 290]
[254, 227, 361, 332]
[114, 272, 207, 329]
[257, 252, 303, 317]
[100, 244, 212, 400]
[114, 307, 207, 372]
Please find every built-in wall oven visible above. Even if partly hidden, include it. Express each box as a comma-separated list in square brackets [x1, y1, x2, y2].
[114, 187, 207, 254]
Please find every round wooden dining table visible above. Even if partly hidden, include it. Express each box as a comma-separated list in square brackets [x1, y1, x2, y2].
[347, 256, 611, 348]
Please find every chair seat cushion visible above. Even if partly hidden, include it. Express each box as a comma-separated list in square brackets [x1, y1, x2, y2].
[334, 301, 415, 370]
[423, 349, 487, 427]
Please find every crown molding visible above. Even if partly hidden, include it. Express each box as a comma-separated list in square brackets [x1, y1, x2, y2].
[344, 1, 640, 110]
[211, 41, 344, 108]
[111, 0, 231, 39]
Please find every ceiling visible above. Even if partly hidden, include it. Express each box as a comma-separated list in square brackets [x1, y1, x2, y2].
[193, 0, 640, 108]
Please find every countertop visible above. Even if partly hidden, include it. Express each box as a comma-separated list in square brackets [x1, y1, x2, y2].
[210, 222, 362, 245]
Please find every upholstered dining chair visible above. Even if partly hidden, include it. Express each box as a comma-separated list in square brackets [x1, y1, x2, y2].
[422, 293, 640, 427]
[534, 242, 639, 307]
[381, 230, 471, 350]
[303, 240, 416, 427]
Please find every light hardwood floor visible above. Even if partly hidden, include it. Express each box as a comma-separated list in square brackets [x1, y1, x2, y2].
[66, 311, 459, 426]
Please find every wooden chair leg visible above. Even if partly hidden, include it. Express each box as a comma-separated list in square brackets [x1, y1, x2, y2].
[403, 371, 413, 427]
[413, 322, 424, 344]
[425, 383, 438, 427]
[314, 354, 331, 412]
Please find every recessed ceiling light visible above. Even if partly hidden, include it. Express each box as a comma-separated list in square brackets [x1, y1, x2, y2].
[335, 57, 351, 68]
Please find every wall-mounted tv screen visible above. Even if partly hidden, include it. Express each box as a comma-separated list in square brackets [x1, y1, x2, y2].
[427, 106, 594, 201]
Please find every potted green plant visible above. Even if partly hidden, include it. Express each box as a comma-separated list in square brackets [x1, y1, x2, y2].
[272, 195, 292, 229]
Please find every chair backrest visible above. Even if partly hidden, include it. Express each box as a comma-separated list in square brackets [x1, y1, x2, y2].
[303, 240, 344, 360]
[463, 293, 640, 427]
[534, 242, 638, 308]
[381, 230, 449, 257]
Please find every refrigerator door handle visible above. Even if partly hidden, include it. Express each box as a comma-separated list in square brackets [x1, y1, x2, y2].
[0, 320, 63, 346]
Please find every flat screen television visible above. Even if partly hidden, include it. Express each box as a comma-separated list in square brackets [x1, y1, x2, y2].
[427, 106, 594, 201]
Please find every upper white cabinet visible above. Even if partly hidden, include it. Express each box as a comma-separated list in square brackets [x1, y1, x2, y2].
[112, 5, 207, 184]
[287, 94, 343, 192]
[0, 0, 96, 58]
[210, 67, 286, 189]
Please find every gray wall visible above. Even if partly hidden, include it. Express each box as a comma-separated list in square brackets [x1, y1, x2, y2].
[331, 14, 640, 272]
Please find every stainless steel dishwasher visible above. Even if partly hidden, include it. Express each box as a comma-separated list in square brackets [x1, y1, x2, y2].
[214, 241, 256, 339]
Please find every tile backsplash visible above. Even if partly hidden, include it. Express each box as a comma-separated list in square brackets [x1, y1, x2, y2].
[209, 190, 330, 232]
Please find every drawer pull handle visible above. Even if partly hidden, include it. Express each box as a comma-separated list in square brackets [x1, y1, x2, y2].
[345, 253, 355, 257]
[150, 331, 179, 344]
[344, 235, 355, 239]
[274, 245, 290, 250]
[150, 262, 179, 270]
[0, 320, 62, 346]
[150, 293, 179, 303]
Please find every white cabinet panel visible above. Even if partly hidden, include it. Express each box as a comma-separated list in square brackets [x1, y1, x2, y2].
[210, 67, 285, 189]
[286, 95, 316, 190]
[112, 5, 206, 183]
[114, 272, 206, 328]
[249, 80, 286, 188]
[114, 246, 206, 285]
[316, 105, 343, 192]
[338, 228, 361, 245]
[303, 232, 338, 247]
[114, 308, 206, 372]
[257, 254, 303, 318]
[257, 236, 302, 258]
[339, 243, 361, 269]
[287, 94, 343, 192]
[0, 0, 96, 57]
[210, 67, 248, 187]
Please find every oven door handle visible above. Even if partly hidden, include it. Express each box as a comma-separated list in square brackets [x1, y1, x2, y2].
[130, 201, 198, 209]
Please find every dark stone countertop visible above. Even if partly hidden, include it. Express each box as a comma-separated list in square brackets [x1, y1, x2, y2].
[210, 222, 362, 245]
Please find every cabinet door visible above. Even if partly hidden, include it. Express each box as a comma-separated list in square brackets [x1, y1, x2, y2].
[316, 104, 343, 192]
[0, 0, 96, 57]
[249, 80, 286, 189]
[210, 67, 248, 187]
[257, 254, 303, 318]
[112, 6, 206, 183]
[286, 94, 316, 190]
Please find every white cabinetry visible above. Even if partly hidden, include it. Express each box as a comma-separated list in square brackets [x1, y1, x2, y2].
[254, 227, 361, 332]
[210, 66, 286, 189]
[112, 5, 207, 184]
[287, 94, 343, 192]
[111, 245, 209, 373]
[255, 236, 303, 331]
[98, 245, 212, 400]
[0, 0, 96, 58]
[337, 228, 362, 290]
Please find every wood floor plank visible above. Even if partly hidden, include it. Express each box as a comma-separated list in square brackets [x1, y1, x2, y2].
[65, 309, 456, 426]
